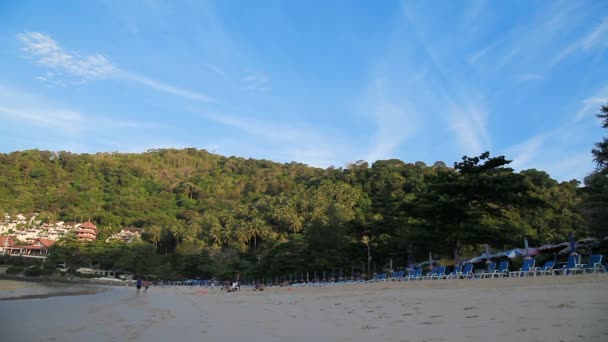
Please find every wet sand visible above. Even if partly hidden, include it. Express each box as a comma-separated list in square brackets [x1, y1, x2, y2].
[0, 279, 105, 301]
[1, 274, 607, 341]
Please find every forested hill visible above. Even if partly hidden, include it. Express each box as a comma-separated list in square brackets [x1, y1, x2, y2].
[0, 149, 589, 264]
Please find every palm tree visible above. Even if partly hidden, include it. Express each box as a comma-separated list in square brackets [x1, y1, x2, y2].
[146, 225, 162, 252]
[171, 223, 186, 247]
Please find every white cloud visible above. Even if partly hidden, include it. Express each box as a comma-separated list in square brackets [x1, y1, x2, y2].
[0, 105, 84, 137]
[241, 71, 270, 91]
[507, 134, 547, 169]
[17, 31, 216, 102]
[361, 77, 420, 162]
[551, 16, 608, 67]
[17, 32, 114, 82]
[468, 43, 496, 64]
[191, 109, 348, 167]
[0, 85, 158, 138]
[518, 73, 543, 81]
[575, 84, 608, 121]
[117, 71, 216, 103]
[448, 105, 491, 155]
[582, 16, 608, 50]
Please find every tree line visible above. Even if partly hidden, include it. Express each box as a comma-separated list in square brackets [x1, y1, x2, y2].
[1, 105, 606, 280]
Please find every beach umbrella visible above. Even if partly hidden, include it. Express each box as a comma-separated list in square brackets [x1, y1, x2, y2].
[485, 244, 491, 263]
[568, 232, 577, 256]
[504, 249, 525, 259]
[538, 242, 569, 253]
[407, 254, 413, 270]
[454, 247, 460, 266]
[523, 238, 532, 260]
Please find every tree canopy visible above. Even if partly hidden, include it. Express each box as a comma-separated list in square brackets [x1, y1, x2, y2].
[0, 146, 594, 281]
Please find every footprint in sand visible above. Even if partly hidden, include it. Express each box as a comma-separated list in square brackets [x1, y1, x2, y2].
[465, 315, 479, 318]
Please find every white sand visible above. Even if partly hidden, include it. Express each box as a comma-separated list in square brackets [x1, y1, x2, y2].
[1, 274, 607, 341]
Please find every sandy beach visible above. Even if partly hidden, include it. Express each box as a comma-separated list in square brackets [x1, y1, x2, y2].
[1, 274, 607, 342]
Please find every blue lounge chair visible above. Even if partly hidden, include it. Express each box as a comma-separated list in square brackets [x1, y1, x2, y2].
[490, 261, 510, 278]
[432, 266, 446, 279]
[583, 254, 605, 273]
[405, 268, 422, 281]
[533, 260, 556, 276]
[480, 262, 496, 278]
[423, 268, 438, 280]
[458, 263, 474, 279]
[553, 255, 582, 275]
[446, 265, 462, 279]
[509, 259, 535, 277]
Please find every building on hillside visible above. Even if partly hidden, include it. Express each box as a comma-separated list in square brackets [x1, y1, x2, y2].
[3, 238, 55, 259]
[77, 220, 98, 242]
[106, 227, 142, 243]
[0, 236, 16, 254]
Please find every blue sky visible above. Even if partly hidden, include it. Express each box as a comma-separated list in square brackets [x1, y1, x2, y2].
[0, 0, 607, 182]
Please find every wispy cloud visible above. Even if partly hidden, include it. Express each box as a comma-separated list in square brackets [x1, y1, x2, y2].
[518, 73, 543, 81]
[241, 71, 270, 92]
[17, 32, 114, 83]
[448, 104, 491, 155]
[202, 63, 225, 76]
[191, 108, 347, 167]
[582, 16, 608, 50]
[0, 105, 84, 137]
[17, 31, 215, 102]
[361, 77, 420, 162]
[507, 134, 547, 169]
[468, 43, 496, 64]
[551, 16, 608, 66]
[117, 71, 216, 103]
[0, 85, 158, 138]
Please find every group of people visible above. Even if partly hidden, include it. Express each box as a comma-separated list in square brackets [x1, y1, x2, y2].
[135, 278, 151, 294]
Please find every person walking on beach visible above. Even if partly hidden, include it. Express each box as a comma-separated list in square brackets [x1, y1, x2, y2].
[144, 280, 150, 293]
[136, 277, 142, 295]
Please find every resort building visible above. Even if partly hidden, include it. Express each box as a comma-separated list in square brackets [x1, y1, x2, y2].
[106, 227, 142, 243]
[77, 220, 98, 242]
[2, 237, 55, 259]
[0, 236, 16, 254]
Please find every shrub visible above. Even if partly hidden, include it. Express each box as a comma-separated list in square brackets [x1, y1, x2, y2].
[23, 265, 44, 277]
[6, 266, 24, 275]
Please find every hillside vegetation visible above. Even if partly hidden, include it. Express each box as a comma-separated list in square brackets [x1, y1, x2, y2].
[1, 145, 597, 280]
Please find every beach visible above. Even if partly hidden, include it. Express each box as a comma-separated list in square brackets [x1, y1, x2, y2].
[1, 274, 607, 341]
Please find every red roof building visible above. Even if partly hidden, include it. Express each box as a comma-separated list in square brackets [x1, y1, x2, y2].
[76, 220, 98, 242]
[3, 237, 56, 258]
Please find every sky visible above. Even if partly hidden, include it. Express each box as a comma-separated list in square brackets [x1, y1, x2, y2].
[0, 0, 607, 182]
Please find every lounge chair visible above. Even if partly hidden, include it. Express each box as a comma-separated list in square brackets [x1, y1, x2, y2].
[533, 260, 555, 276]
[423, 268, 438, 280]
[432, 266, 446, 279]
[489, 261, 510, 278]
[446, 265, 462, 279]
[407, 268, 423, 281]
[509, 259, 535, 277]
[553, 255, 583, 275]
[458, 263, 474, 279]
[479, 262, 496, 278]
[583, 254, 605, 273]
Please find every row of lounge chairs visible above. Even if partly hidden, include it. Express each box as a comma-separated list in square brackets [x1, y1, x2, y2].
[367, 254, 606, 282]
[287, 254, 606, 288]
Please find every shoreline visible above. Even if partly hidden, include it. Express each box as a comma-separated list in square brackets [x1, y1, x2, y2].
[0, 273, 130, 286]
